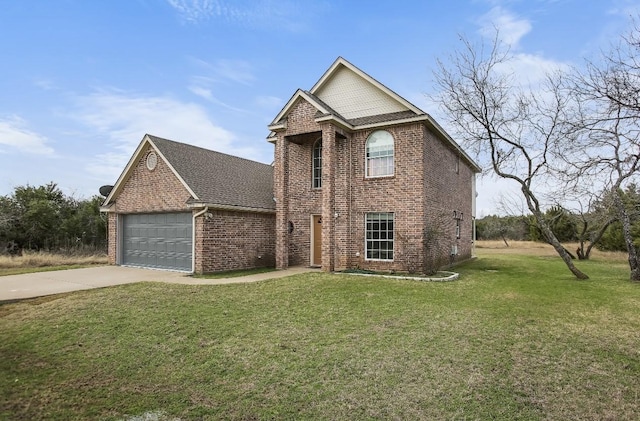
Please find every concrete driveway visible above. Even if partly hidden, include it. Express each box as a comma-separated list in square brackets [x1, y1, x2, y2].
[0, 265, 316, 302]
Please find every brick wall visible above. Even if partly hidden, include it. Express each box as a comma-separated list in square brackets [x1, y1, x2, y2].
[194, 210, 275, 273]
[113, 145, 193, 213]
[273, 98, 476, 273]
[345, 123, 427, 273]
[274, 100, 324, 268]
[424, 129, 475, 268]
[107, 212, 117, 264]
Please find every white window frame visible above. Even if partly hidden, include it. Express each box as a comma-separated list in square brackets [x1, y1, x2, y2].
[365, 130, 394, 178]
[312, 138, 322, 189]
[365, 212, 394, 261]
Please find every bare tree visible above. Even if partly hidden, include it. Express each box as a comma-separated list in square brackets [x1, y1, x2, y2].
[570, 199, 615, 260]
[562, 19, 640, 281]
[433, 34, 589, 279]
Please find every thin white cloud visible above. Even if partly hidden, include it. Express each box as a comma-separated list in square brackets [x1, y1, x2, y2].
[607, 0, 640, 17]
[477, 6, 532, 48]
[166, 0, 318, 31]
[71, 90, 260, 181]
[214, 59, 255, 85]
[166, 0, 216, 22]
[188, 85, 213, 100]
[33, 78, 57, 91]
[0, 116, 54, 155]
[187, 58, 255, 111]
[496, 52, 570, 85]
[254, 95, 282, 109]
[189, 58, 256, 85]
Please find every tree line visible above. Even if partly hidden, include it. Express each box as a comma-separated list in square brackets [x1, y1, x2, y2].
[476, 184, 640, 259]
[0, 182, 107, 255]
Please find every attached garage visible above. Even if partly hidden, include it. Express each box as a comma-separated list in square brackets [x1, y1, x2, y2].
[122, 213, 192, 271]
[101, 134, 275, 274]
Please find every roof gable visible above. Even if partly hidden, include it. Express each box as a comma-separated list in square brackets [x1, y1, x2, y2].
[102, 135, 196, 208]
[268, 89, 332, 129]
[268, 58, 425, 130]
[310, 57, 423, 120]
[265, 57, 482, 173]
[103, 135, 275, 212]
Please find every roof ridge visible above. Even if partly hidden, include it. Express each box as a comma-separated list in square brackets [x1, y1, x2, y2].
[146, 134, 272, 168]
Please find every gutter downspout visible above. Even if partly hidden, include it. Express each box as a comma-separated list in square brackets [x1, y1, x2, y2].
[192, 206, 209, 273]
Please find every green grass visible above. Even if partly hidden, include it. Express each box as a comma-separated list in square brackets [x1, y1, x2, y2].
[192, 267, 276, 279]
[1, 251, 639, 420]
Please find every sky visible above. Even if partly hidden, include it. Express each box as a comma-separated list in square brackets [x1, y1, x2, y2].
[0, 0, 638, 217]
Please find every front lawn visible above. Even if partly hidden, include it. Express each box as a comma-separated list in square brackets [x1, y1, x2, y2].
[1, 248, 639, 420]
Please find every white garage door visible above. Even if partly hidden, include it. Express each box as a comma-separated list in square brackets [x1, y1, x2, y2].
[122, 213, 192, 271]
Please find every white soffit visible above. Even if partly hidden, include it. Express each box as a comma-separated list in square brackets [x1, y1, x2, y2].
[313, 66, 409, 120]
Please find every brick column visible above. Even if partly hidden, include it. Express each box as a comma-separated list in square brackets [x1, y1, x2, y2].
[274, 133, 289, 269]
[321, 124, 336, 272]
[108, 212, 117, 265]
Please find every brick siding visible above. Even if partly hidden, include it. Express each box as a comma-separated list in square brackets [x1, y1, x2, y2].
[113, 145, 193, 214]
[273, 98, 475, 273]
[194, 210, 275, 273]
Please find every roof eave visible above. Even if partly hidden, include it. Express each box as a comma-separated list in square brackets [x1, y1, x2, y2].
[99, 203, 114, 213]
[267, 122, 286, 132]
[422, 115, 482, 173]
[188, 202, 276, 214]
[352, 115, 429, 131]
[314, 114, 354, 131]
[101, 134, 153, 206]
[268, 90, 330, 129]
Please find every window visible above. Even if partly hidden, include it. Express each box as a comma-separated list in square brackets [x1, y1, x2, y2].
[366, 212, 394, 260]
[366, 130, 394, 177]
[312, 138, 322, 188]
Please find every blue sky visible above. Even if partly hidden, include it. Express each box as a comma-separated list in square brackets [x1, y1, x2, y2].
[0, 0, 638, 216]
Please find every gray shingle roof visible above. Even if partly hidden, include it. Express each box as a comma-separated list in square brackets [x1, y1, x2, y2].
[272, 91, 422, 129]
[148, 135, 275, 211]
[348, 110, 421, 126]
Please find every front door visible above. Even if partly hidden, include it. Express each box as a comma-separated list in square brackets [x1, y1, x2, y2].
[312, 215, 322, 266]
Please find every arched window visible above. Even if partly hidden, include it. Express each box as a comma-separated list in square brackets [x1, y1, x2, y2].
[366, 130, 394, 177]
[312, 138, 322, 188]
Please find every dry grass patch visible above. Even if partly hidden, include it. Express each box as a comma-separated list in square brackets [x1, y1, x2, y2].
[476, 240, 629, 263]
[0, 251, 108, 276]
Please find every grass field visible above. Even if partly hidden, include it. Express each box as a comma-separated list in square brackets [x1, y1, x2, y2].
[1, 243, 639, 420]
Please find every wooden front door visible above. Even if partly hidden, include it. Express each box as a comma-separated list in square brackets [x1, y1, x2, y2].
[312, 215, 322, 266]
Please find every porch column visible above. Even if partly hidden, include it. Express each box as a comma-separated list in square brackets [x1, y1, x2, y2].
[321, 123, 336, 272]
[274, 133, 289, 269]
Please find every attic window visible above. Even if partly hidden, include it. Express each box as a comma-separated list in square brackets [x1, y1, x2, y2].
[146, 152, 158, 171]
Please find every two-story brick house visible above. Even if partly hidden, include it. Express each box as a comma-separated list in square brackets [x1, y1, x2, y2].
[102, 57, 479, 274]
[268, 57, 480, 273]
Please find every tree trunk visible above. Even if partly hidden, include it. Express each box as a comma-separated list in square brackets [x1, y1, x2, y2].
[620, 216, 640, 281]
[534, 210, 589, 279]
[612, 193, 640, 282]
